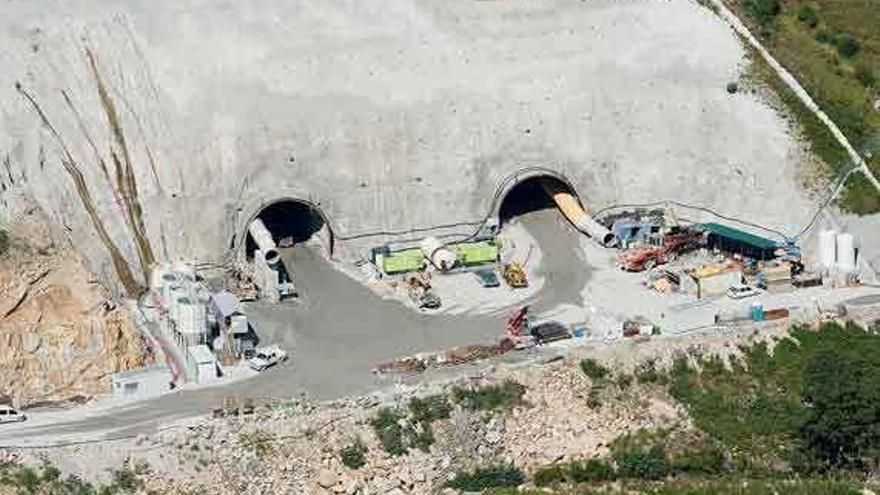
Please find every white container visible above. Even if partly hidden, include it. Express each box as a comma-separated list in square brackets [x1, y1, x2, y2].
[836, 233, 856, 273]
[420, 237, 457, 272]
[818, 230, 836, 271]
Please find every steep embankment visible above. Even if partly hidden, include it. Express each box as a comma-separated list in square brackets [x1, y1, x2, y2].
[0, 214, 149, 406]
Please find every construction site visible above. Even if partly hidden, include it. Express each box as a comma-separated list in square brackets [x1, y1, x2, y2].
[0, 0, 879, 468]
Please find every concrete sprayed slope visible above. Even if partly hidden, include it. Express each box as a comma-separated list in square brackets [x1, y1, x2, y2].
[0, 0, 814, 289]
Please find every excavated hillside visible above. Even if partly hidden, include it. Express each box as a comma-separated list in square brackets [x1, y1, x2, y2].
[0, 0, 819, 297]
[0, 211, 149, 405]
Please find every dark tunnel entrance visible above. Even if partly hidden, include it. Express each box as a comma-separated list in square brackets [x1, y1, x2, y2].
[245, 200, 331, 260]
[498, 175, 574, 225]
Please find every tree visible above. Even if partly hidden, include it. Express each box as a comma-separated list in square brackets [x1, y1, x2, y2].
[799, 332, 880, 470]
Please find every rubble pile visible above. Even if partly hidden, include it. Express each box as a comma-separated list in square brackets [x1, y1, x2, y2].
[61, 356, 689, 495]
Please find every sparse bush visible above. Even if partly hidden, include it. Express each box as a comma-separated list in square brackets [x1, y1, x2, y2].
[614, 444, 670, 480]
[836, 35, 860, 58]
[451, 380, 526, 411]
[0, 229, 8, 256]
[797, 5, 819, 28]
[815, 29, 834, 44]
[568, 459, 615, 483]
[533, 464, 567, 486]
[671, 444, 726, 475]
[855, 64, 875, 87]
[340, 439, 368, 469]
[744, 0, 780, 34]
[446, 464, 524, 491]
[371, 407, 407, 456]
[635, 360, 663, 384]
[580, 359, 609, 381]
[408, 394, 450, 423]
[615, 373, 633, 390]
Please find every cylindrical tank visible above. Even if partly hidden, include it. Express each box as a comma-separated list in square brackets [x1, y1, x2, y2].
[836, 233, 856, 273]
[420, 237, 458, 272]
[574, 216, 616, 247]
[248, 218, 280, 264]
[818, 230, 836, 271]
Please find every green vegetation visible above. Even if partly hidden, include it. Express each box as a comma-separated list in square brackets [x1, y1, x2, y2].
[580, 359, 609, 381]
[371, 393, 453, 456]
[732, 0, 880, 213]
[0, 462, 145, 495]
[238, 430, 275, 459]
[669, 321, 880, 473]
[339, 438, 368, 469]
[0, 228, 8, 256]
[534, 460, 615, 487]
[450, 380, 526, 411]
[446, 464, 524, 491]
[487, 478, 863, 495]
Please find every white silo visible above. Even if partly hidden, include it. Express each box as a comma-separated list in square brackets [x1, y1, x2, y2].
[836, 233, 856, 274]
[818, 230, 836, 271]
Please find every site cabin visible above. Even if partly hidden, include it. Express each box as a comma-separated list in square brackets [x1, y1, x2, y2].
[186, 344, 220, 384]
[111, 365, 173, 397]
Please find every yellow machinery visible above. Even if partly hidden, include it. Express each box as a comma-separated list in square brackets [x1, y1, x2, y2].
[503, 262, 528, 288]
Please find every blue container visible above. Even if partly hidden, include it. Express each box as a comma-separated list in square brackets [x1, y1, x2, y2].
[572, 326, 587, 339]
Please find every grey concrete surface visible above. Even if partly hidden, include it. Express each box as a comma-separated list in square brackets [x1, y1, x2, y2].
[0, 209, 581, 444]
[0, 0, 820, 294]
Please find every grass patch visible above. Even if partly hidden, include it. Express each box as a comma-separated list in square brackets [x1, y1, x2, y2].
[729, 0, 880, 213]
[668, 321, 880, 473]
[451, 380, 526, 411]
[447, 464, 524, 491]
[487, 478, 863, 495]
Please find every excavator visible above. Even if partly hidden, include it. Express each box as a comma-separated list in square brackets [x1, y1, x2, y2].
[505, 306, 535, 348]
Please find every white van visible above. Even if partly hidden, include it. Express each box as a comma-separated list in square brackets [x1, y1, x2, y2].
[0, 405, 26, 424]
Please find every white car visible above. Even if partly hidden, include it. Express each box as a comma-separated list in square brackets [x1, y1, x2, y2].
[727, 285, 762, 300]
[248, 345, 288, 371]
[0, 405, 26, 424]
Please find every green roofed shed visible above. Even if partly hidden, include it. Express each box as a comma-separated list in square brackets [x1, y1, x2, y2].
[700, 222, 779, 260]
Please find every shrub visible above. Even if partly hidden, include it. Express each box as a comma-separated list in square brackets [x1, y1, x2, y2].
[614, 444, 670, 480]
[340, 439, 367, 469]
[410, 423, 435, 452]
[814, 30, 834, 44]
[446, 464, 524, 491]
[744, 0, 780, 33]
[568, 459, 615, 483]
[671, 445, 726, 475]
[371, 408, 407, 456]
[796, 5, 819, 28]
[408, 394, 450, 423]
[855, 64, 875, 88]
[451, 380, 526, 411]
[533, 464, 567, 486]
[580, 359, 609, 381]
[635, 360, 663, 384]
[835, 35, 860, 58]
[0, 229, 8, 256]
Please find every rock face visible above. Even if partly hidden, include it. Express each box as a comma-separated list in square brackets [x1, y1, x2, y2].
[0, 0, 815, 294]
[0, 212, 149, 404]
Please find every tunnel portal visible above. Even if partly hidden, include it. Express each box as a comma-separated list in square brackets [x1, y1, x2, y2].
[245, 200, 331, 260]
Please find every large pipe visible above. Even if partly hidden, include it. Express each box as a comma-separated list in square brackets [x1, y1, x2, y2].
[540, 180, 615, 247]
[248, 218, 281, 264]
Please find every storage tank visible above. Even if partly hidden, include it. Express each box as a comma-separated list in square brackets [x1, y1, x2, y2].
[420, 237, 458, 272]
[818, 230, 836, 271]
[836, 233, 856, 273]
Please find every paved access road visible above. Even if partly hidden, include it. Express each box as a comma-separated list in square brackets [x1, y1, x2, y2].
[0, 210, 585, 446]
